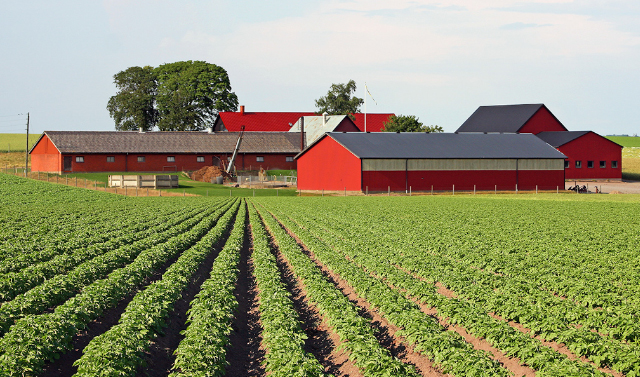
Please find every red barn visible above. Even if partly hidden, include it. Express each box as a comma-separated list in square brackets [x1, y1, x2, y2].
[296, 132, 566, 192]
[456, 104, 622, 180]
[213, 106, 393, 132]
[30, 131, 301, 174]
[536, 131, 622, 179]
[457, 104, 567, 134]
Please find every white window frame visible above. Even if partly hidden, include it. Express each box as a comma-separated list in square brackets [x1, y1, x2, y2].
[167, 156, 175, 162]
[137, 156, 145, 163]
[106, 156, 115, 163]
[256, 156, 264, 162]
[75, 156, 84, 163]
[197, 156, 205, 163]
[286, 156, 294, 162]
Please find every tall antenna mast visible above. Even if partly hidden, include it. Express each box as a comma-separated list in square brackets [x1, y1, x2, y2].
[25, 112, 29, 176]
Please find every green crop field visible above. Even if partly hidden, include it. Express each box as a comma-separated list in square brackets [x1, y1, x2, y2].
[1, 173, 640, 376]
[607, 136, 640, 147]
[0, 133, 39, 152]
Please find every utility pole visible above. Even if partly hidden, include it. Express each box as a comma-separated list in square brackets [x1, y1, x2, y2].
[25, 113, 29, 176]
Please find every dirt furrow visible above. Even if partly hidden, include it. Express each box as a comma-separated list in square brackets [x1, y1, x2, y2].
[269, 232, 362, 377]
[225, 218, 265, 377]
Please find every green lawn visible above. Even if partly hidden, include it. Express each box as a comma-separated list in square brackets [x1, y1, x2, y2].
[606, 136, 640, 147]
[63, 171, 299, 197]
[0, 133, 39, 152]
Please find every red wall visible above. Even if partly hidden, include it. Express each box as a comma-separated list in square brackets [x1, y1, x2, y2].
[30, 135, 61, 173]
[32, 152, 297, 173]
[363, 169, 564, 192]
[297, 136, 361, 191]
[559, 132, 622, 179]
[519, 107, 567, 134]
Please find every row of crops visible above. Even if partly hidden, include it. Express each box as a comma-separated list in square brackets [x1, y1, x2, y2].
[1, 173, 640, 376]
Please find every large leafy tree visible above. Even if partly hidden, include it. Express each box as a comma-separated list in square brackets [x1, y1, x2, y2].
[383, 115, 444, 133]
[155, 61, 238, 131]
[107, 66, 158, 131]
[315, 80, 364, 116]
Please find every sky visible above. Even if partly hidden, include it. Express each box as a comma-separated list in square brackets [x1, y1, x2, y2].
[1, 0, 639, 136]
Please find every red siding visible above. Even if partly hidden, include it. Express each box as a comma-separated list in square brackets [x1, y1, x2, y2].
[362, 170, 564, 192]
[32, 152, 297, 173]
[519, 107, 567, 134]
[559, 132, 622, 179]
[297, 136, 361, 191]
[30, 135, 61, 173]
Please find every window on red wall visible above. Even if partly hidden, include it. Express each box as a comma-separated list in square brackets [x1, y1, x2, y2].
[106, 156, 115, 163]
[575, 161, 582, 168]
[256, 156, 264, 162]
[600, 161, 606, 168]
[612, 161, 618, 168]
[587, 161, 594, 168]
[197, 156, 204, 163]
[75, 156, 84, 163]
[564, 160, 570, 169]
[286, 156, 293, 162]
[167, 156, 175, 162]
[138, 156, 145, 163]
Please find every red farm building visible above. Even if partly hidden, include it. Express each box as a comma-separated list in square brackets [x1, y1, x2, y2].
[213, 105, 393, 133]
[296, 132, 566, 192]
[456, 104, 622, 180]
[30, 131, 301, 174]
[536, 131, 622, 179]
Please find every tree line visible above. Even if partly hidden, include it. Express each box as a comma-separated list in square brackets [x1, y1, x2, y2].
[108, 64, 441, 133]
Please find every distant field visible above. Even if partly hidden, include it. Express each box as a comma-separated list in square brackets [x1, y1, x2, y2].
[0, 133, 39, 152]
[607, 136, 640, 147]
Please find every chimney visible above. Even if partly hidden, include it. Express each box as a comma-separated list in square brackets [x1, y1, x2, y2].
[239, 105, 245, 115]
[300, 117, 305, 151]
[322, 112, 327, 126]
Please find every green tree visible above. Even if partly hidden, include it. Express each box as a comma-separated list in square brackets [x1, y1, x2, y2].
[107, 66, 158, 131]
[315, 80, 364, 117]
[155, 61, 238, 131]
[383, 115, 444, 133]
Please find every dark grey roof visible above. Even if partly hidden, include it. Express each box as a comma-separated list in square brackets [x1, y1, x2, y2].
[299, 132, 566, 159]
[35, 131, 301, 154]
[457, 104, 558, 133]
[536, 131, 590, 147]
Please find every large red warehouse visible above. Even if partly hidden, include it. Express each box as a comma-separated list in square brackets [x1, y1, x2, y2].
[456, 104, 622, 180]
[30, 131, 301, 174]
[296, 132, 566, 192]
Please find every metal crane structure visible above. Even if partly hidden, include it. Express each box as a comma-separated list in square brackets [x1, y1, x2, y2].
[226, 126, 245, 175]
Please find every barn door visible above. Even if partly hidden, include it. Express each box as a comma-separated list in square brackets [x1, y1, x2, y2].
[63, 156, 72, 172]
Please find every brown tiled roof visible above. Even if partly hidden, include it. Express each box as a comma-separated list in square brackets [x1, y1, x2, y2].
[38, 131, 302, 154]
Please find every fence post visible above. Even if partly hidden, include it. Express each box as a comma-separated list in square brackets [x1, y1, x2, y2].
[474, 185, 476, 195]
[388, 186, 390, 196]
[322, 189, 323, 197]
[253, 189, 255, 197]
[125, 187, 127, 196]
[345, 187, 347, 197]
[431, 185, 433, 195]
[536, 185, 538, 194]
[136, 187, 138, 197]
[453, 184, 455, 195]
[159, 189, 161, 197]
[515, 184, 518, 193]
[495, 185, 497, 194]
[147, 188, 149, 196]
[557, 186, 558, 194]
[409, 186, 412, 196]
[366, 186, 368, 196]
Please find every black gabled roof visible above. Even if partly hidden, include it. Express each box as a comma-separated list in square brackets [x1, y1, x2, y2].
[536, 131, 590, 147]
[31, 131, 302, 154]
[297, 132, 566, 160]
[536, 131, 623, 148]
[457, 104, 564, 133]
